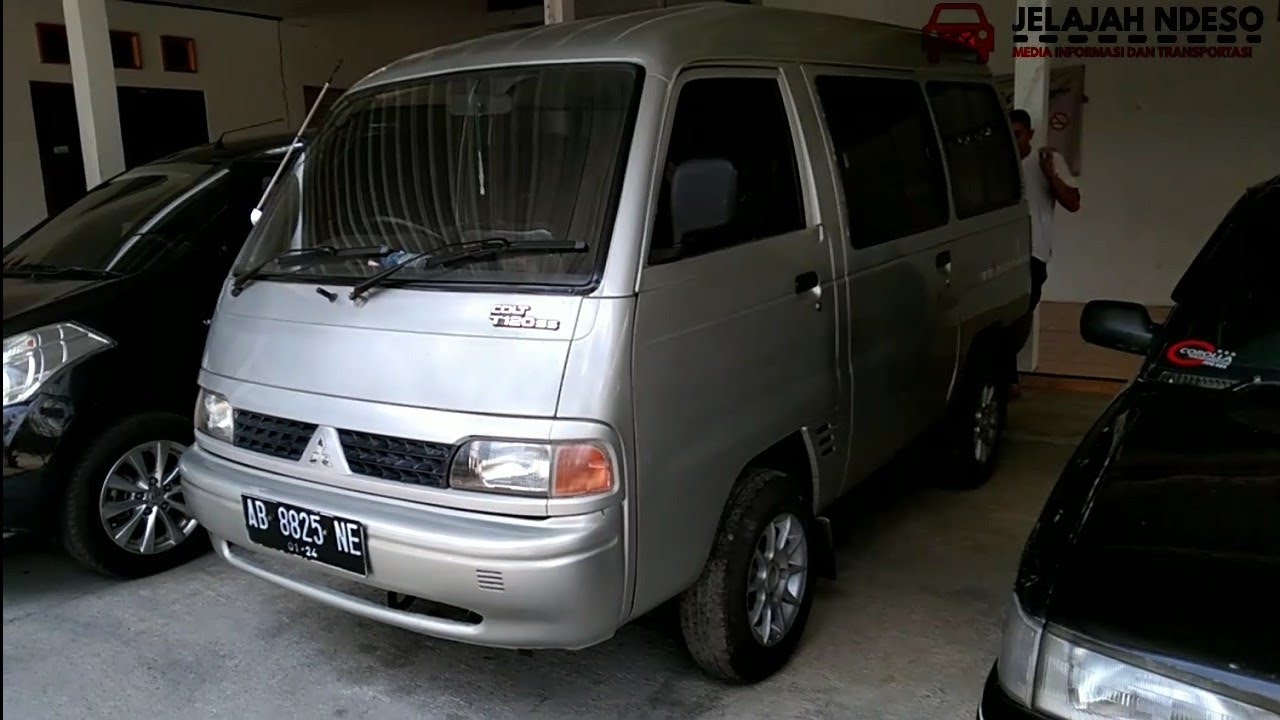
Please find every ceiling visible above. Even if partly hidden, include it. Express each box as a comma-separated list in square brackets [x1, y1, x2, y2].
[127, 0, 435, 20]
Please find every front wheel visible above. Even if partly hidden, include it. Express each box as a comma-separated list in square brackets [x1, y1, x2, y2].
[679, 468, 816, 683]
[61, 413, 209, 578]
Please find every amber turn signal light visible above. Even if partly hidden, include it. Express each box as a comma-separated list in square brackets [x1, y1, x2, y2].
[553, 444, 614, 498]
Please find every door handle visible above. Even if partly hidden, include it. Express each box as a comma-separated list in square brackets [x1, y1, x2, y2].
[935, 250, 952, 269]
[794, 271, 820, 294]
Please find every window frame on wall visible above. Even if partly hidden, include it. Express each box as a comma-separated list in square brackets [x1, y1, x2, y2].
[109, 30, 143, 70]
[810, 71, 952, 250]
[35, 23, 143, 69]
[160, 35, 198, 73]
[925, 80, 1023, 220]
[646, 68, 809, 266]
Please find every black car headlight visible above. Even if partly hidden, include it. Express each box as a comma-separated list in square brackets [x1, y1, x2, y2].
[3, 323, 113, 406]
[1034, 633, 1276, 720]
[996, 593, 1276, 719]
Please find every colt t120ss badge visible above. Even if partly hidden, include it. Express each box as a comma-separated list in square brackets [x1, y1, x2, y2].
[490, 304, 561, 331]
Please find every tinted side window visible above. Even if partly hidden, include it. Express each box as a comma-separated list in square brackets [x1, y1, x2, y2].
[926, 81, 1022, 219]
[649, 76, 805, 265]
[814, 75, 950, 249]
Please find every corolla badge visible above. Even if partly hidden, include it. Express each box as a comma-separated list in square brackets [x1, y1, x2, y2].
[489, 304, 561, 331]
[1166, 339, 1236, 370]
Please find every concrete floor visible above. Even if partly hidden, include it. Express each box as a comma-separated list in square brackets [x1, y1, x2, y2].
[3, 389, 1112, 720]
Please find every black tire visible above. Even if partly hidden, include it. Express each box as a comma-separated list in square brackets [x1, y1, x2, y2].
[61, 413, 209, 578]
[940, 343, 1009, 490]
[679, 468, 816, 684]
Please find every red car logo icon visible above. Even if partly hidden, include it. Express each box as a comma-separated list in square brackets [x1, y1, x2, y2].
[923, 2, 996, 65]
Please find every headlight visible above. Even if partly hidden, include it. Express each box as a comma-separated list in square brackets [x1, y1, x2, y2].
[195, 388, 234, 443]
[449, 440, 615, 498]
[1035, 632, 1276, 720]
[3, 323, 113, 406]
[997, 593, 1043, 706]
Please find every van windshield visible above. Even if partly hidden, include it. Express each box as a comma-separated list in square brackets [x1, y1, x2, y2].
[235, 63, 642, 289]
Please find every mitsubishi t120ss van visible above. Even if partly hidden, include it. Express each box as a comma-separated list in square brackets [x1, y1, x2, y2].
[180, 4, 1030, 683]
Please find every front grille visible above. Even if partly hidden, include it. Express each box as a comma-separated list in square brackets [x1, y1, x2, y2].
[337, 429, 454, 488]
[233, 410, 317, 461]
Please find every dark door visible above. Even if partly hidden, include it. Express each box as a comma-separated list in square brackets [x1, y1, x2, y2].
[29, 81, 87, 216]
[117, 86, 209, 168]
[28, 82, 209, 216]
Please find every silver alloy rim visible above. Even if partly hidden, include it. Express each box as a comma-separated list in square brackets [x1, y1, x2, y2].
[746, 512, 809, 647]
[973, 383, 1000, 464]
[98, 441, 198, 555]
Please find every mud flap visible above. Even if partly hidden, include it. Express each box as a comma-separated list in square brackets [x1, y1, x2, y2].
[813, 515, 837, 580]
[386, 592, 417, 611]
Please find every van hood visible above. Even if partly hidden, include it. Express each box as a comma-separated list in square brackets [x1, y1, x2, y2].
[203, 281, 587, 418]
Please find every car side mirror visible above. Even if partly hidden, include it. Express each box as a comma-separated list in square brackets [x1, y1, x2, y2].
[670, 158, 737, 248]
[1080, 300, 1159, 356]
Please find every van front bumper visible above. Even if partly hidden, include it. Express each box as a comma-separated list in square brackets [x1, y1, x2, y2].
[180, 444, 626, 650]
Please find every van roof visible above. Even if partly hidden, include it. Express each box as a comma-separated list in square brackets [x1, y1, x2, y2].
[352, 2, 989, 93]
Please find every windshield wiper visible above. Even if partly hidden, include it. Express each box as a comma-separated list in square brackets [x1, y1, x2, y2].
[230, 244, 391, 296]
[348, 238, 587, 302]
[2, 263, 123, 279]
[1228, 375, 1280, 393]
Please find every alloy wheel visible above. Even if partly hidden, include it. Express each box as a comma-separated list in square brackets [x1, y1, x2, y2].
[746, 512, 809, 647]
[98, 441, 198, 555]
[973, 383, 1001, 464]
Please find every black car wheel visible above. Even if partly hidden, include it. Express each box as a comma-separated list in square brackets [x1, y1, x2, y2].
[679, 468, 816, 683]
[61, 413, 208, 578]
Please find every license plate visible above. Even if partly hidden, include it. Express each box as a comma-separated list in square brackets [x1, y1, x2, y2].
[241, 495, 368, 575]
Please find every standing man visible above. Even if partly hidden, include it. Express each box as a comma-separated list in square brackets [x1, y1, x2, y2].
[1007, 108, 1081, 396]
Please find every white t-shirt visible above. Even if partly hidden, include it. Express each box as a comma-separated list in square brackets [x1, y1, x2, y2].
[1023, 151, 1077, 262]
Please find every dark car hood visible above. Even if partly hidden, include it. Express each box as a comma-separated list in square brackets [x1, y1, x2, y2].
[3, 275, 132, 337]
[1047, 383, 1280, 701]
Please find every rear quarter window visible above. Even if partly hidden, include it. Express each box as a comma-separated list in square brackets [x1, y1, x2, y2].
[925, 81, 1022, 219]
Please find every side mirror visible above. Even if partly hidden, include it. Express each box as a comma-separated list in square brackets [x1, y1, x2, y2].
[670, 158, 737, 247]
[1080, 300, 1158, 356]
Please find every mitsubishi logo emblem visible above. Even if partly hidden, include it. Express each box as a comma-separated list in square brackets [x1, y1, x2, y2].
[309, 436, 333, 467]
[301, 427, 350, 474]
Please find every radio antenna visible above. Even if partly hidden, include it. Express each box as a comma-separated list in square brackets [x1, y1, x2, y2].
[250, 59, 343, 225]
[214, 118, 284, 149]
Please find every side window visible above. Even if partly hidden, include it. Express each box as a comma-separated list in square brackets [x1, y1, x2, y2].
[926, 81, 1022, 219]
[813, 75, 950, 249]
[649, 76, 805, 265]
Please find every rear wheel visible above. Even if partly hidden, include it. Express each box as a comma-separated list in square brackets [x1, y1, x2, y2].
[62, 413, 209, 578]
[679, 468, 815, 683]
[940, 344, 1008, 490]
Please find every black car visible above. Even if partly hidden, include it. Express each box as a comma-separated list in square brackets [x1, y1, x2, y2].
[981, 175, 1280, 719]
[3, 133, 301, 578]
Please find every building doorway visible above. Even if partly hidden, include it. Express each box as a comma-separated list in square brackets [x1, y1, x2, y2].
[29, 81, 209, 216]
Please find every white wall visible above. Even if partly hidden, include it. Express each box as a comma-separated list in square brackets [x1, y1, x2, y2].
[766, 0, 1279, 306]
[1045, 4, 1280, 305]
[2, 0, 289, 241]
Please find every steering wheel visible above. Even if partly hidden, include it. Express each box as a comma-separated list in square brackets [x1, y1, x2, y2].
[369, 215, 447, 245]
